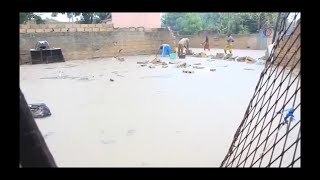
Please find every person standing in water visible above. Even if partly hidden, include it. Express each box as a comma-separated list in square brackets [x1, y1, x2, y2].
[201, 35, 210, 51]
[224, 34, 234, 54]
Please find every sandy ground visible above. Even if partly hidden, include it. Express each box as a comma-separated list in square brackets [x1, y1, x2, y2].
[20, 48, 299, 167]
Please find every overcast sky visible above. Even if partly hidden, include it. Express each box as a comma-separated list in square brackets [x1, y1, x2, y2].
[36, 12, 300, 22]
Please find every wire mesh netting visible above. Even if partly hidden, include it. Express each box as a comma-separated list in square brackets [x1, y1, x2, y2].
[220, 12, 301, 168]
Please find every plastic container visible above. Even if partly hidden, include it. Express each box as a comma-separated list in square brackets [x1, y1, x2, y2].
[179, 54, 186, 59]
[169, 53, 177, 60]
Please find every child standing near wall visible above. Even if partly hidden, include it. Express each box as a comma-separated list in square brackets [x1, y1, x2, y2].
[201, 35, 210, 51]
[224, 34, 234, 54]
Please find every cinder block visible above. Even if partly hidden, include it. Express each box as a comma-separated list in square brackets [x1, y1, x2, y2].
[56, 24, 66, 28]
[77, 28, 84, 32]
[103, 24, 113, 28]
[72, 24, 81, 28]
[95, 24, 103, 28]
[48, 24, 57, 29]
[35, 29, 44, 33]
[27, 29, 35, 33]
[85, 28, 92, 32]
[30, 24, 40, 29]
[99, 28, 107, 31]
[92, 28, 99, 32]
[53, 28, 61, 32]
[81, 24, 89, 28]
[60, 28, 68, 32]
[68, 28, 77, 32]
[65, 24, 73, 28]
[106, 28, 113, 31]
[88, 24, 96, 28]
[40, 24, 49, 28]
[20, 24, 30, 29]
[20, 29, 27, 33]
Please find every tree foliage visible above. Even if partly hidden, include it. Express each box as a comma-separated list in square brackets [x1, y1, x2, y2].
[162, 13, 278, 35]
[20, 13, 45, 24]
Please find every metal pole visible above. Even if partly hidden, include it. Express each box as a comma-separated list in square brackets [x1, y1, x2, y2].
[272, 13, 281, 44]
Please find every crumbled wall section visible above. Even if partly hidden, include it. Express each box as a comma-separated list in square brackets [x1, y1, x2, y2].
[19, 24, 174, 63]
[175, 33, 268, 50]
[273, 20, 300, 69]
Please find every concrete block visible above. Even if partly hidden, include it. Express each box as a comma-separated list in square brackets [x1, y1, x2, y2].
[40, 24, 49, 28]
[27, 29, 35, 33]
[80, 24, 89, 28]
[88, 24, 96, 28]
[65, 24, 73, 28]
[106, 28, 113, 31]
[56, 24, 66, 28]
[35, 29, 44, 33]
[48, 24, 57, 29]
[53, 28, 61, 32]
[60, 28, 68, 32]
[68, 28, 77, 32]
[30, 24, 40, 29]
[95, 24, 103, 28]
[20, 24, 30, 29]
[77, 28, 84, 32]
[85, 28, 93, 32]
[99, 28, 107, 31]
[92, 28, 99, 32]
[20, 29, 27, 33]
[72, 24, 81, 28]
[44, 29, 52, 32]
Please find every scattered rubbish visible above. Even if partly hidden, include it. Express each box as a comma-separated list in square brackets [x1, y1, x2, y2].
[217, 65, 228, 68]
[245, 56, 257, 64]
[208, 55, 216, 59]
[200, 52, 208, 58]
[176, 62, 187, 68]
[150, 58, 161, 64]
[215, 53, 225, 59]
[193, 63, 201, 65]
[256, 59, 266, 65]
[224, 53, 233, 60]
[193, 66, 205, 69]
[29, 103, 51, 118]
[210, 69, 216, 72]
[137, 60, 148, 64]
[140, 64, 147, 67]
[126, 129, 136, 136]
[162, 65, 168, 68]
[182, 69, 194, 73]
[207, 59, 215, 61]
[100, 140, 116, 144]
[113, 56, 125, 62]
[149, 64, 156, 68]
[162, 62, 168, 65]
[244, 68, 255, 70]
[110, 78, 114, 82]
[186, 49, 193, 55]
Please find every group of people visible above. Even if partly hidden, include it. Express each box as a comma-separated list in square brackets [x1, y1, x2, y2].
[160, 34, 234, 57]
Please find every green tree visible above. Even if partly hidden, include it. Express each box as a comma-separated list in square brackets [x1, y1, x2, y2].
[162, 13, 202, 35]
[20, 12, 45, 24]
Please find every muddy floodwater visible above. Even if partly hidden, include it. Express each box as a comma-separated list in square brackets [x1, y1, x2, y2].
[20, 49, 283, 167]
